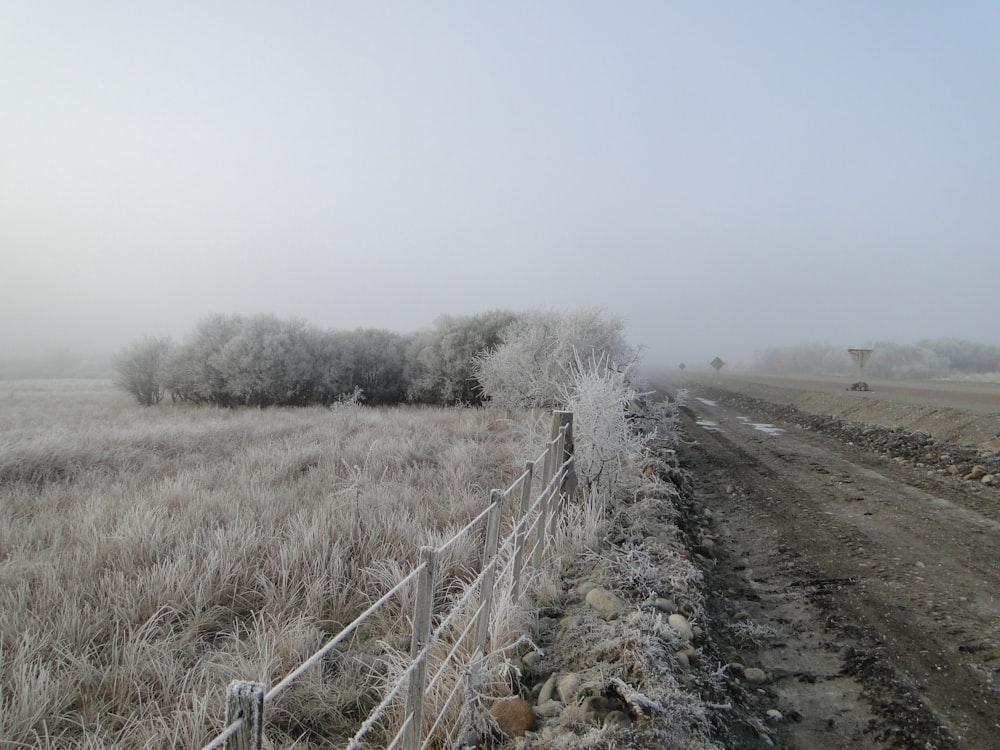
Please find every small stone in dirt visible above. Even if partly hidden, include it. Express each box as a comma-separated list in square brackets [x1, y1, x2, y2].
[585, 587, 626, 618]
[575, 580, 599, 597]
[766, 709, 784, 723]
[604, 710, 632, 728]
[743, 667, 768, 684]
[668, 613, 694, 641]
[653, 597, 677, 613]
[489, 697, 536, 737]
[557, 615, 580, 636]
[537, 674, 558, 705]
[675, 650, 690, 669]
[556, 673, 583, 703]
[964, 465, 987, 480]
[534, 699, 563, 718]
[579, 695, 612, 724]
[521, 650, 544, 669]
[982, 474, 995, 485]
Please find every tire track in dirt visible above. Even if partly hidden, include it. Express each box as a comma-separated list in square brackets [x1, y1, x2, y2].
[673, 392, 1000, 749]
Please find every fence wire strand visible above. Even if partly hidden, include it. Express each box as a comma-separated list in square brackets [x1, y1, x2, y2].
[198, 420, 574, 750]
[437, 501, 496, 555]
[425, 596, 488, 696]
[201, 717, 243, 750]
[265, 563, 425, 703]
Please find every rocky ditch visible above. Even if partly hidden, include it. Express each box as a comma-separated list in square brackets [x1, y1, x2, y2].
[472, 383, 1000, 748]
[472, 443, 792, 749]
[462, 381, 1000, 748]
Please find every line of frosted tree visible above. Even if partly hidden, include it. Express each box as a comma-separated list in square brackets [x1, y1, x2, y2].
[113, 308, 635, 409]
[116, 308, 670, 492]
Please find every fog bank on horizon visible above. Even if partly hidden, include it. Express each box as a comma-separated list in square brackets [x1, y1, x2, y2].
[3, 3, 998, 371]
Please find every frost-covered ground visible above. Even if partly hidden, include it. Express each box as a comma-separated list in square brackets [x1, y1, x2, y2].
[1, 376, 741, 748]
[1, 380, 539, 747]
[499, 445, 732, 749]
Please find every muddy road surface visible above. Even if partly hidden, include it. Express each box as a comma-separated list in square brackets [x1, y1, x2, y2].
[655, 375, 1000, 749]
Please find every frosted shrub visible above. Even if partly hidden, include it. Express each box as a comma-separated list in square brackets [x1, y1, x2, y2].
[162, 314, 409, 407]
[405, 310, 519, 405]
[558, 355, 646, 493]
[475, 308, 680, 494]
[208, 314, 318, 406]
[473, 308, 634, 411]
[112, 336, 172, 406]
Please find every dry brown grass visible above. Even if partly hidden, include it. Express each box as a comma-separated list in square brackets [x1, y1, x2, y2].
[0, 380, 543, 748]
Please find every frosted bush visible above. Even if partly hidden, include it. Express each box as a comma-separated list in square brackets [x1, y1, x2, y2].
[405, 310, 519, 405]
[558, 354, 645, 493]
[161, 314, 408, 407]
[112, 336, 172, 406]
[473, 308, 634, 412]
[472, 308, 677, 493]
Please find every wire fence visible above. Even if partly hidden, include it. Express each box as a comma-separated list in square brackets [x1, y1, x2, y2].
[200, 410, 576, 750]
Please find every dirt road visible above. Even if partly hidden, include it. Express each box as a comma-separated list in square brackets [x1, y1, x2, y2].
[653, 375, 1000, 749]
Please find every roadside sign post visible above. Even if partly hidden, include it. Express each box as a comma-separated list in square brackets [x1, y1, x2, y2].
[847, 348, 873, 382]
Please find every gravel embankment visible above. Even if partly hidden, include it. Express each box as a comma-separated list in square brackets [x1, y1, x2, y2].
[489, 443, 776, 749]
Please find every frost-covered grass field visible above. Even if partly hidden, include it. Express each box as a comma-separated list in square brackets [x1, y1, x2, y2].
[0, 380, 552, 748]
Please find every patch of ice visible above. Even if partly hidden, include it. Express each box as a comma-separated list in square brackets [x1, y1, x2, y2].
[751, 423, 783, 436]
[733, 414, 782, 436]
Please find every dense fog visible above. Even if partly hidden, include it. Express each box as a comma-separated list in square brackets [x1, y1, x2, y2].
[3, 4, 999, 371]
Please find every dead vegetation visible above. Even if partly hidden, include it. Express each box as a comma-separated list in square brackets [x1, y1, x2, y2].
[1, 380, 537, 747]
[1, 374, 696, 748]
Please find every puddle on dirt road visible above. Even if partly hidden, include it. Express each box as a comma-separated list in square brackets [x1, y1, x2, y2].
[693, 398, 783, 436]
[736, 415, 784, 436]
[751, 423, 784, 436]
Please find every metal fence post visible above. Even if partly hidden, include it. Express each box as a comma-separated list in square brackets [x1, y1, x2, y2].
[404, 546, 437, 750]
[225, 681, 264, 750]
[511, 461, 534, 601]
[474, 490, 505, 655]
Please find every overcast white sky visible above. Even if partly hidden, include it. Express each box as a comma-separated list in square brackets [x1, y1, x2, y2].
[2, 1, 998, 368]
